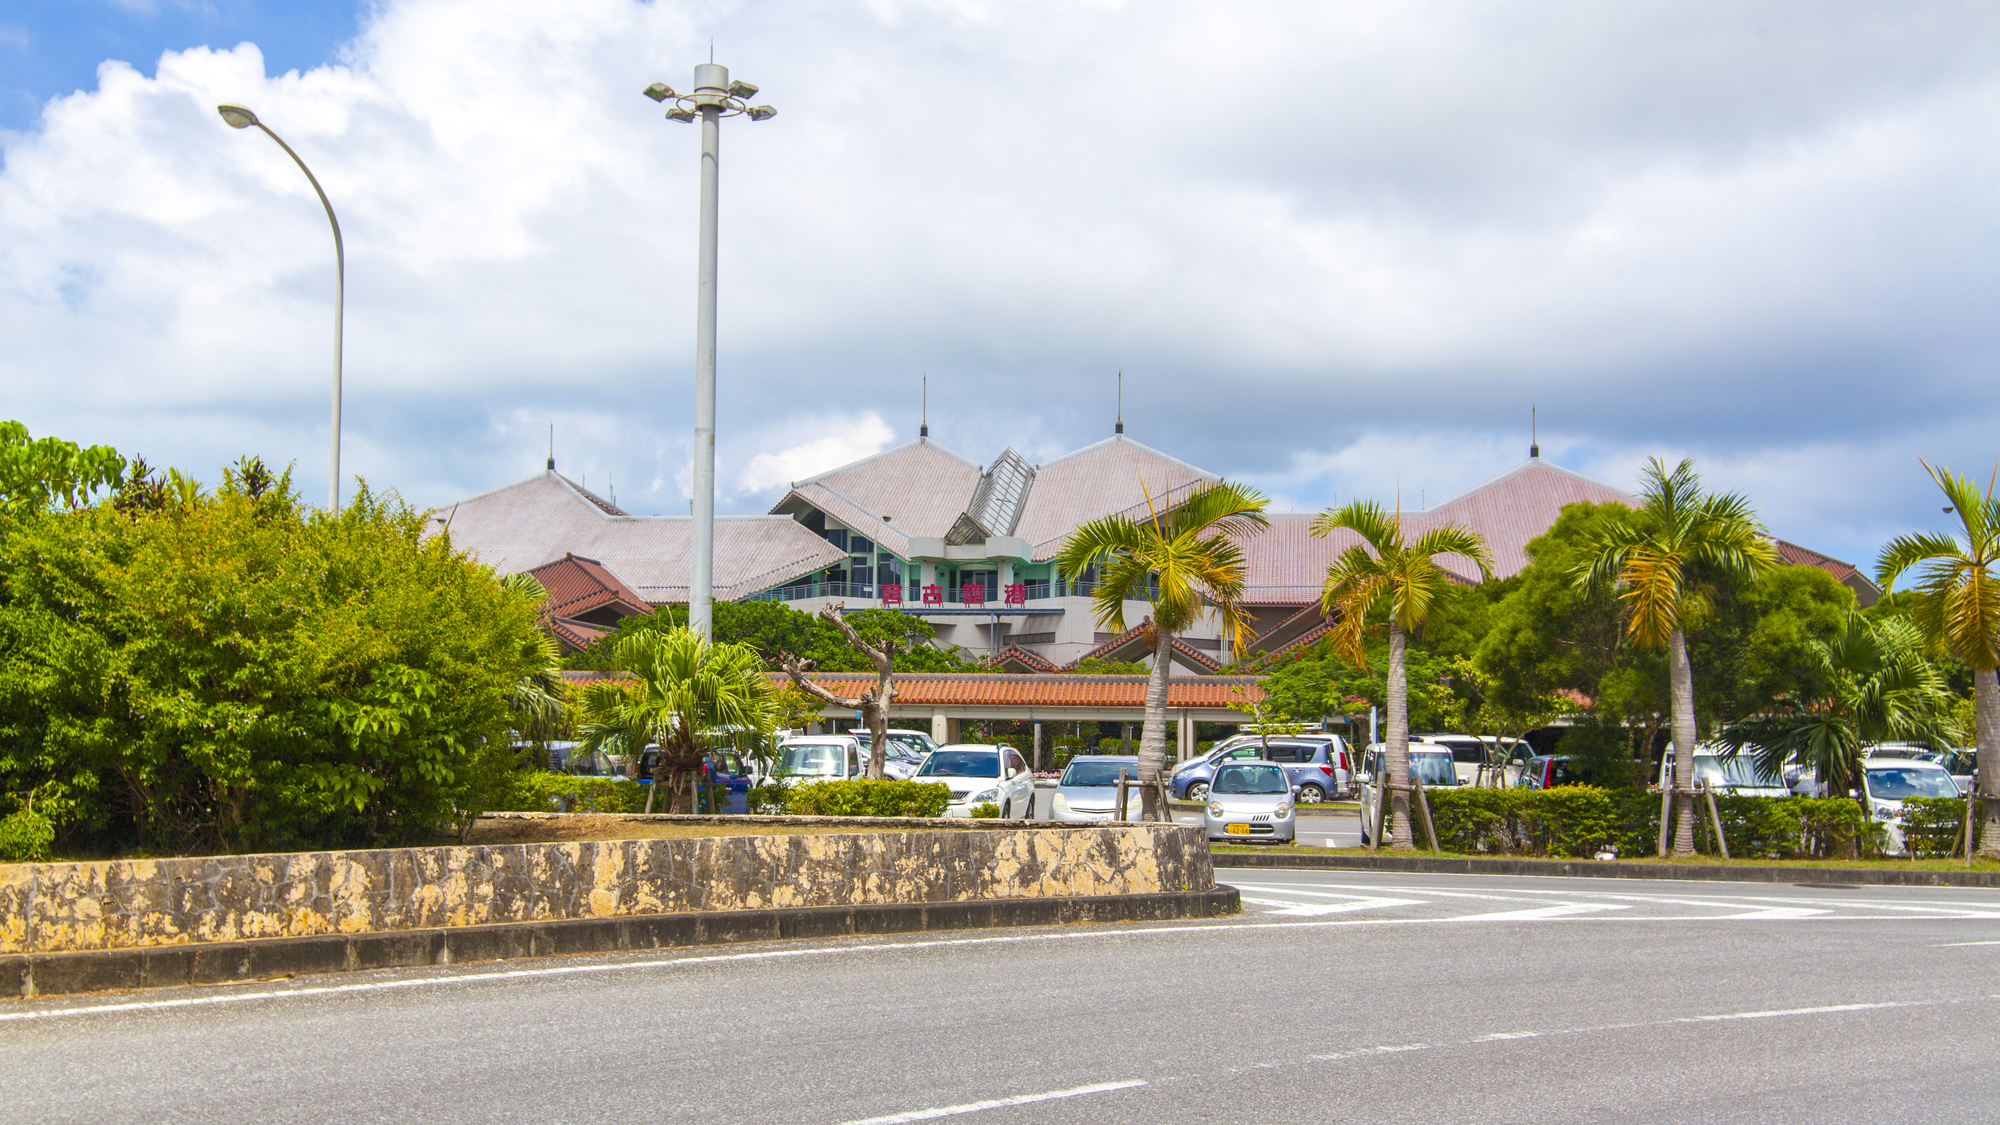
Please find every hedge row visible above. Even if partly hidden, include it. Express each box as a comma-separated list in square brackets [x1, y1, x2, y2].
[1901, 796, 1987, 859]
[780, 780, 953, 818]
[1409, 788, 1889, 860]
[491, 772, 647, 814]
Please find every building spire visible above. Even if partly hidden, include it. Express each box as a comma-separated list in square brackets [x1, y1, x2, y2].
[920, 374, 929, 439]
[1115, 371, 1124, 435]
[547, 423, 555, 471]
[1530, 406, 1539, 459]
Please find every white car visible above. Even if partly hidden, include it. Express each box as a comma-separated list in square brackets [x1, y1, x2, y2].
[849, 728, 939, 780]
[1410, 733, 1534, 787]
[1860, 757, 1963, 856]
[912, 744, 1038, 819]
[1657, 745, 1793, 798]
[774, 735, 865, 784]
[1356, 744, 1462, 846]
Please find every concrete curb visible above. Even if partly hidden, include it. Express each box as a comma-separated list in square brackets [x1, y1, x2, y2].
[0, 888, 1239, 1000]
[1210, 852, 2000, 887]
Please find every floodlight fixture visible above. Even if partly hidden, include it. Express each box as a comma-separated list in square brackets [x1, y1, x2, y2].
[641, 62, 774, 641]
[216, 104, 259, 129]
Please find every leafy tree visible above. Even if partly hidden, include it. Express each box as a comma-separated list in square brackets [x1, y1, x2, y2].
[1877, 461, 2000, 857]
[1573, 458, 1776, 857]
[1057, 481, 1271, 820]
[1314, 500, 1493, 849]
[0, 457, 542, 854]
[570, 600, 977, 674]
[1256, 637, 1467, 734]
[572, 627, 777, 813]
[1072, 656, 1149, 675]
[0, 421, 125, 518]
[1721, 613, 1957, 830]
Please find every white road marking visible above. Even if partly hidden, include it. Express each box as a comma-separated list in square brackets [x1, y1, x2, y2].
[834, 1080, 1146, 1124]
[1712, 906, 1832, 919]
[1448, 903, 1631, 922]
[1670, 1000, 1936, 1024]
[1473, 1031, 1542, 1041]
[2, 905, 1984, 1023]
[1934, 940, 2000, 947]
[1239, 894, 1425, 916]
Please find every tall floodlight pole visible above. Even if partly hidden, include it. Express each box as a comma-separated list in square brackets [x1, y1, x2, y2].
[644, 67, 775, 639]
[215, 104, 345, 511]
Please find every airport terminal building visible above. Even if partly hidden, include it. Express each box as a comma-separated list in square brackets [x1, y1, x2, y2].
[437, 431, 1879, 669]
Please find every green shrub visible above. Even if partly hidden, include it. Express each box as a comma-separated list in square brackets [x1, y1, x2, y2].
[1792, 798, 1875, 858]
[968, 802, 1001, 819]
[491, 772, 646, 814]
[0, 807, 55, 863]
[1098, 737, 1135, 754]
[1901, 796, 1982, 858]
[744, 785, 787, 815]
[1698, 795, 1805, 860]
[783, 780, 952, 818]
[1425, 787, 1658, 858]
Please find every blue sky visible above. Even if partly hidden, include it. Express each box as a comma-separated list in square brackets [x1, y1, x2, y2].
[1, 1, 357, 132]
[4, 0, 2000, 572]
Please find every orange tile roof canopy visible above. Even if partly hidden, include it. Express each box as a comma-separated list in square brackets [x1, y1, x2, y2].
[771, 672, 1263, 717]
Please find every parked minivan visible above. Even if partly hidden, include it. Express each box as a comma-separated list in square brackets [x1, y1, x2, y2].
[1411, 733, 1533, 786]
[1357, 744, 1461, 845]
[1656, 746, 1792, 798]
[1173, 736, 1351, 801]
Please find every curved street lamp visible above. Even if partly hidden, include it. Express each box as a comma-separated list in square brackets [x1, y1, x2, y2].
[643, 65, 775, 639]
[216, 104, 345, 511]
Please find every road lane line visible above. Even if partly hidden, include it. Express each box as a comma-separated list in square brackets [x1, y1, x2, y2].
[1934, 940, 2000, 946]
[3, 910, 1983, 1022]
[1449, 903, 1630, 921]
[1670, 1000, 1939, 1024]
[1239, 895, 1425, 916]
[834, 1080, 1146, 1124]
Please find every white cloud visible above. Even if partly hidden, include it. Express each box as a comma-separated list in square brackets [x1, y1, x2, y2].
[3, 0, 2000, 568]
[736, 413, 895, 496]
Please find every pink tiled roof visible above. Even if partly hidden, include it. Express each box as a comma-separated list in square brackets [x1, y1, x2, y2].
[771, 672, 1262, 710]
[1067, 622, 1225, 674]
[547, 616, 612, 652]
[990, 644, 1059, 673]
[1018, 436, 1220, 561]
[435, 472, 847, 602]
[773, 439, 984, 558]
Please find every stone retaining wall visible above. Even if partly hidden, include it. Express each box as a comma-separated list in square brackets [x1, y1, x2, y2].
[0, 824, 1212, 955]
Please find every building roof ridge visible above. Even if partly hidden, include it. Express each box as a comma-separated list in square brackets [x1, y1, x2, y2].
[791, 436, 982, 489]
[1424, 457, 1634, 515]
[1036, 433, 1221, 481]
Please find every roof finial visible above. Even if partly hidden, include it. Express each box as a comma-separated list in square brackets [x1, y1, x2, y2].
[1530, 405, 1539, 459]
[547, 423, 555, 472]
[920, 374, 929, 439]
[1115, 371, 1124, 435]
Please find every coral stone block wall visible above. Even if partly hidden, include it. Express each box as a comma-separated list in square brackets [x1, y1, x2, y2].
[0, 826, 1214, 955]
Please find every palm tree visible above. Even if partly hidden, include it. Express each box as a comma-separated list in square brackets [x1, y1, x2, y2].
[1056, 481, 1270, 820]
[1574, 458, 1776, 857]
[1877, 461, 2000, 858]
[1720, 613, 1957, 833]
[1313, 500, 1493, 849]
[501, 574, 569, 757]
[574, 627, 777, 814]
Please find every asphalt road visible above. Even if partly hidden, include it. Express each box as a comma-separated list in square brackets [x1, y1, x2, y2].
[6, 869, 1998, 1123]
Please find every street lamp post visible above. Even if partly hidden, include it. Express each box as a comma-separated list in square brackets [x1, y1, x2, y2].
[215, 104, 345, 512]
[644, 66, 775, 640]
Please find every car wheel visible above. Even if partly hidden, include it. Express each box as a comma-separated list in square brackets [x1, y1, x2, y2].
[1298, 784, 1325, 804]
[1186, 781, 1209, 802]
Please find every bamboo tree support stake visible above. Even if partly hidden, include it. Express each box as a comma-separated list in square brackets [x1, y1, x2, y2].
[1656, 783, 1674, 858]
[1411, 776, 1439, 852]
[1701, 782, 1730, 861]
[1117, 769, 1130, 822]
[1155, 775, 1172, 823]
[1370, 775, 1390, 851]
[1965, 784, 1978, 866]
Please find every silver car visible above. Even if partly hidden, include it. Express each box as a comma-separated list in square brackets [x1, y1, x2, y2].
[1202, 761, 1297, 844]
[1050, 755, 1149, 822]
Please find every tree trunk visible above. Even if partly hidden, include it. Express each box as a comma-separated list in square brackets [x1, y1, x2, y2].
[864, 691, 890, 783]
[1978, 667, 2000, 858]
[1387, 620, 1414, 849]
[1667, 626, 1699, 857]
[1137, 624, 1173, 821]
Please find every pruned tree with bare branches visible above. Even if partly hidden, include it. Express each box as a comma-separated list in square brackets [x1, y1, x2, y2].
[777, 604, 903, 780]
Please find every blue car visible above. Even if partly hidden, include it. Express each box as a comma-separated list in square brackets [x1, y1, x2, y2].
[634, 747, 755, 814]
[1171, 736, 1352, 803]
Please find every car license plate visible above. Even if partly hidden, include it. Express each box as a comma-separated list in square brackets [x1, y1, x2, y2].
[1224, 824, 1250, 835]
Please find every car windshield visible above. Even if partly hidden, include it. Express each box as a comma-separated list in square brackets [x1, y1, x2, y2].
[887, 735, 931, 759]
[1867, 767, 1960, 800]
[1061, 761, 1139, 787]
[780, 744, 848, 777]
[1691, 755, 1786, 789]
[1411, 753, 1457, 786]
[916, 751, 1000, 778]
[1212, 764, 1288, 795]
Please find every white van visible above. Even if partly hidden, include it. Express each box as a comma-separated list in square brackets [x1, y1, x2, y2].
[1357, 744, 1462, 846]
[1657, 745, 1792, 799]
[1412, 734, 1534, 786]
[774, 735, 865, 784]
